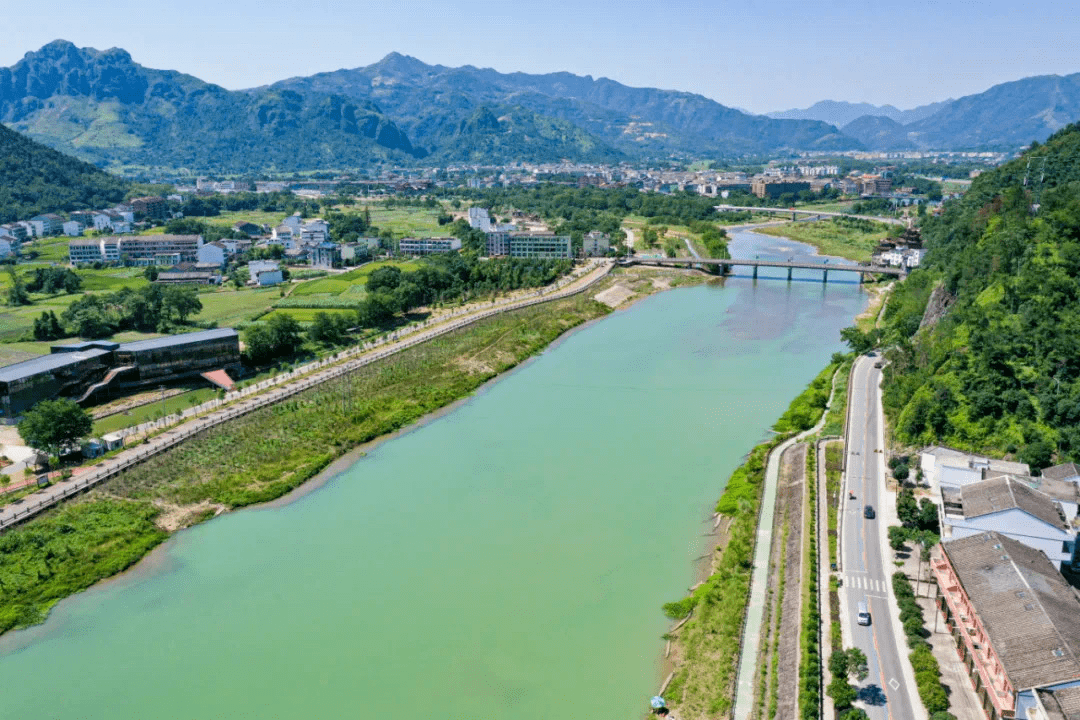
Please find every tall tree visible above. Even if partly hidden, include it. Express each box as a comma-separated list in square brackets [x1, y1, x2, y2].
[17, 398, 93, 459]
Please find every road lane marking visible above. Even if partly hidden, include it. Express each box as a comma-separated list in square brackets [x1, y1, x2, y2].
[889, 678, 900, 690]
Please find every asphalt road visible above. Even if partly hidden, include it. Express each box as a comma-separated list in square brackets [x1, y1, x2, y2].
[841, 356, 921, 720]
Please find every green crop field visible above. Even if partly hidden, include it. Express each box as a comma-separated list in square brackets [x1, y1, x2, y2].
[194, 288, 279, 327]
[290, 261, 418, 298]
[335, 204, 446, 237]
[261, 308, 356, 324]
[201, 211, 288, 228]
[77, 268, 149, 292]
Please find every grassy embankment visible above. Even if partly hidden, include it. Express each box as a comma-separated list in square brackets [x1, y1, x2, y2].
[0, 293, 611, 637]
[754, 217, 893, 263]
[660, 359, 840, 718]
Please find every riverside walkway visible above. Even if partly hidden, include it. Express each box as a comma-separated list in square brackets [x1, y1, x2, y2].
[731, 369, 840, 720]
[716, 204, 909, 226]
[0, 260, 614, 533]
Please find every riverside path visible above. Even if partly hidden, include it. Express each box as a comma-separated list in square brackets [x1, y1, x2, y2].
[0, 260, 614, 533]
[731, 367, 840, 720]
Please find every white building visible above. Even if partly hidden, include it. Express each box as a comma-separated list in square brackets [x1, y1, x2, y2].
[197, 242, 227, 268]
[941, 475, 1079, 570]
[583, 231, 610, 257]
[398, 237, 462, 255]
[255, 269, 283, 286]
[0, 238, 12, 258]
[248, 260, 281, 284]
[62, 221, 83, 237]
[468, 207, 493, 232]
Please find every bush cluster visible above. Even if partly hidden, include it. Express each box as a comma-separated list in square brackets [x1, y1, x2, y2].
[892, 572, 950, 714]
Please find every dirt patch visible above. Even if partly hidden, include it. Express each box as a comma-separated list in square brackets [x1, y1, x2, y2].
[593, 284, 636, 308]
[652, 277, 673, 291]
[153, 500, 226, 531]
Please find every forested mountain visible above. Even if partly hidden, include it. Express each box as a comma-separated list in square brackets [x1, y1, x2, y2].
[0, 40, 419, 173]
[0, 124, 128, 223]
[840, 115, 914, 151]
[267, 52, 855, 158]
[874, 123, 1080, 470]
[767, 99, 949, 128]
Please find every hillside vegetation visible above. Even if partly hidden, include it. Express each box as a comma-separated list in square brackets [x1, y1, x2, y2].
[875, 123, 1080, 469]
[0, 124, 129, 223]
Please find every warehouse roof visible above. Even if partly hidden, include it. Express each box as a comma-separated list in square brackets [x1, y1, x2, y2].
[0, 349, 112, 384]
[117, 328, 238, 353]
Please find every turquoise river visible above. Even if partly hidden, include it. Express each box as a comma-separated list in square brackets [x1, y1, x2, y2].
[0, 231, 870, 719]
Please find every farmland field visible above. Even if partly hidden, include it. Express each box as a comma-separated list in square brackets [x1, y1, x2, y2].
[260, 307, 357, 324]
[194, 288, 279, 327]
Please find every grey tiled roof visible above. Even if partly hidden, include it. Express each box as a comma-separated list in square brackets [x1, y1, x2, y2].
[961, 476, 1068, 530]
[944, 532, 1080, 690]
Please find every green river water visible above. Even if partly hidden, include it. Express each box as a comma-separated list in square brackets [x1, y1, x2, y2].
[0, 231, 869, 719]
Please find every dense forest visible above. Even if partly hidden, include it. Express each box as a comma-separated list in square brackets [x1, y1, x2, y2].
[0, 125, 129, 223]
[869, 123, 1080, 470]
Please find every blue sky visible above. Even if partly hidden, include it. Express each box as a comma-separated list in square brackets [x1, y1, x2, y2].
[1, 0, 1078, 113]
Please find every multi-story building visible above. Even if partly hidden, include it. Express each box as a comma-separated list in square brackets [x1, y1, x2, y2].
[0, 223, 28, 242]
[68, 235, 203, 266]
[932, 532, 1080, 720]
[508, 232, 572, 259]
[485, 231, 509, 256]
[248, 260, 281, 285]
[62, 221, 83, 237]
[68, 238, 106, 265]
[399, 237, 462, 255]
[468, 207, 493, 232]
[751, 178, 812, 199]
[582, 231, 610, 257]
[130, 196, 168, 220]
[310, 242, 340, 268]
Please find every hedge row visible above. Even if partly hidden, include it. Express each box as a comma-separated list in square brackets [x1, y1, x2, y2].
[799, 446, 822, 719]
[892, 572, 950, 714]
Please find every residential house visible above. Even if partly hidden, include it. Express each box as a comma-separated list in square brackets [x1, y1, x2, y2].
[339, 243, 371, 265]
[310, 242, 340, 268]
[271, 225, 296, 248]
[0, 224, 27, 242]
[0, 238, 13, 258]
[62, 221, 83, 237]
[920, 446, 1030, 491]
[232, 221, 262, 237]
[282, 213, 303, 228]
[398, 237, 461, 255]
[29, 213, 64, 236]
[939, 475, 1079, 569]
[932, 532, 1080, 720]
[1043, 463, 1080, 484]
[248, 260, 281, 285]
[69, 239, 105, 265]
[299, 220, 328, 245]
[130, 196, 168, 220]
[196, 242, 228, 268]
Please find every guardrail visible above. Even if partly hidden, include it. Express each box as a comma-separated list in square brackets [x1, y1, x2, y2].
[0, 261, 613, 532]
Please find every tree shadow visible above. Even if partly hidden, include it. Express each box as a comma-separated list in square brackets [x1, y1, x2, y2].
[858, 684, 888, 706]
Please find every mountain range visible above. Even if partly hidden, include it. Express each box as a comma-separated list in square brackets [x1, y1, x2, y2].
[766, 100, 950, 129]
[2, 40, 1079, 173]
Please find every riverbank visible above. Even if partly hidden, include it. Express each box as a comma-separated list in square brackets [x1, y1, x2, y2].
[660, 359, 842, 720]
[753, 219, 892, 263]
[0, 266, 706, 638]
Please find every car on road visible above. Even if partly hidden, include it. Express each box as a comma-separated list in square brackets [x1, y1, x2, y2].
[864, 504, 875, 519]
[873, 361, 883, 369]
[857, 600, 871, 625]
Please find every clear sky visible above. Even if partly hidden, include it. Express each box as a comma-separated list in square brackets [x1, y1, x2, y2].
[1, 0, 1078, 113]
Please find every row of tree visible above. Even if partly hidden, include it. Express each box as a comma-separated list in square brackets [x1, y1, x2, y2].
[51, 285, 203, 339]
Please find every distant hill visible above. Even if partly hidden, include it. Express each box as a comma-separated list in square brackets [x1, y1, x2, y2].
[840, 115, 914, 151]
[260, 52, 858, 158]
[0, 40, 420, 173]
[903, 73, 1080, 149]
[0, 124, 128, 224]
[767, 100, 949, 128]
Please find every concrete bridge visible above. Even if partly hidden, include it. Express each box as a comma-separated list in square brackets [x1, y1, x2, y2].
[715, 204, 908, 226]
[623, 256, 905, 282]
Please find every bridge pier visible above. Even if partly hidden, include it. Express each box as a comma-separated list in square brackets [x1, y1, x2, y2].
[858, 272, 864, 285]
[752, 265, 758, 280]
[822, 269, 828, 284]
[787, 267, 793, 282]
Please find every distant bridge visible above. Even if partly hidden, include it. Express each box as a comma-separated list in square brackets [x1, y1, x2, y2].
[623, 256, 905, 282]
[715, 204, 908, 226]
